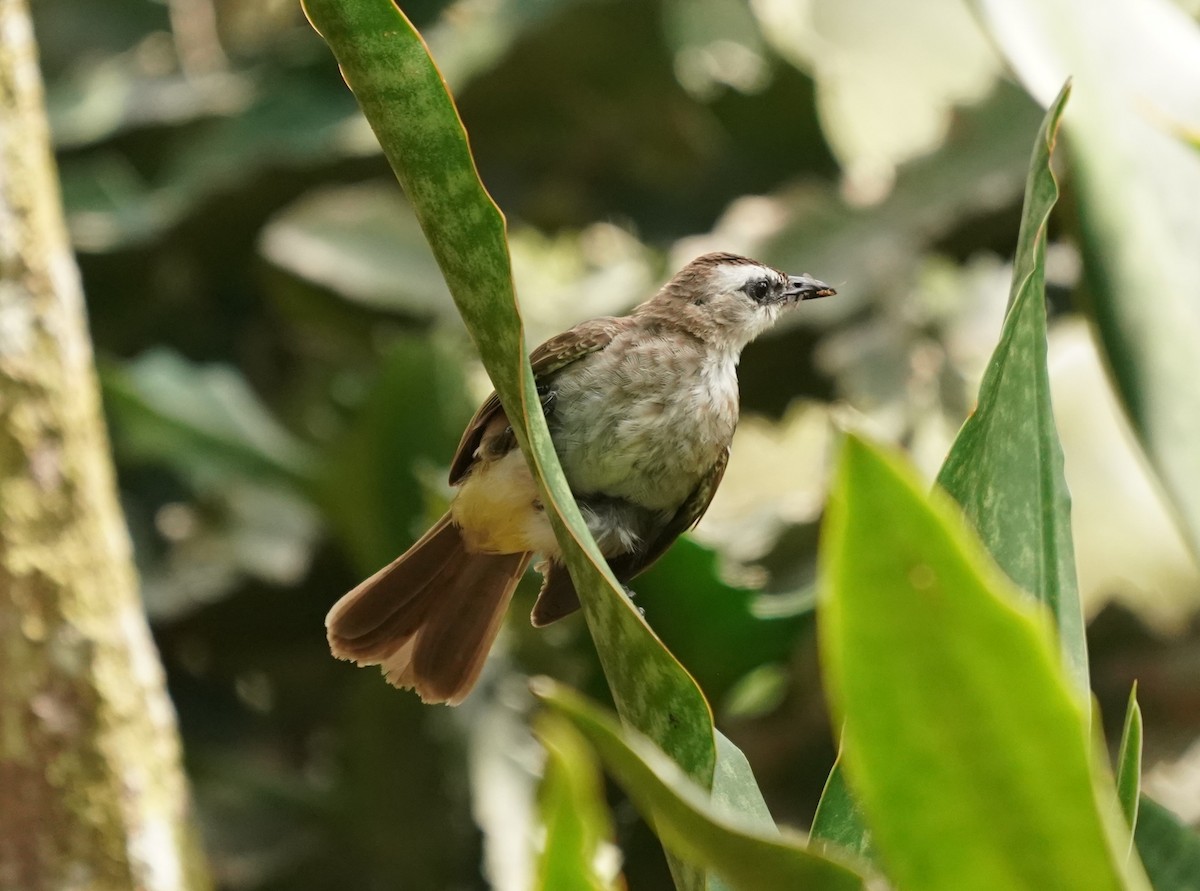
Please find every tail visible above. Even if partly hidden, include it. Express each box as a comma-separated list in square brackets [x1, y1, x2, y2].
[326, 513, 531, 705]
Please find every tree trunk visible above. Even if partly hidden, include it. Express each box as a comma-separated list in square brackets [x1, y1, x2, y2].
[0, 2, 210, 889]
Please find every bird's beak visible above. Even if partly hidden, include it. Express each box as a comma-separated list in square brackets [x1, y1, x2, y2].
[785, 274, 836, 301]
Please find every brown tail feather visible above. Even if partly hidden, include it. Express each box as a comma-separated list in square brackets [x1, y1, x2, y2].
[326, 513, 531, 705]
[530, 560, 581, 627]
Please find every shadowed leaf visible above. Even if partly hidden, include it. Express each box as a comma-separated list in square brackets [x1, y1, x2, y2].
[535, 681, 866, 891]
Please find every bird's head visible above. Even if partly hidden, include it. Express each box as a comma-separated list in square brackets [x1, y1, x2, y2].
[647, 252, 835, 352]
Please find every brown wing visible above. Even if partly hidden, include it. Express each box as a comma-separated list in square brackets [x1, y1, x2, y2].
[531, 447, 730, 625]
[606, 446, 730, 582]
[448, 317, 629, 485]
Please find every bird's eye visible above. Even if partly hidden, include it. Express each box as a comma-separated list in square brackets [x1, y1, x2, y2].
[746, 278, 772, 303]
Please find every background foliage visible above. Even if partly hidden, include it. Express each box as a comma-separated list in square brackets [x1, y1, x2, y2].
[31, 0, 1200, 888]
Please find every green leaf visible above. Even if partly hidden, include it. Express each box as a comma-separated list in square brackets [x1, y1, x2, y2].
[1135, 797, 1200, 891]
[534, 713, 621, 891]
[316, 336, 474, 574]
[975, 0, 1200, 561]
[814, 86, 1084, 862]
[819, 435, 1148, 891]
[810, 752, 874, 866]
[301, 4, 770, 887]
[635, 537, 810, 707]
[935, 81, 1087, 695]
[102, 348, 316, 489]
[534, 680, 866, 891]
[260, 182, 458, 321]
[1117, 685, 1143, 849]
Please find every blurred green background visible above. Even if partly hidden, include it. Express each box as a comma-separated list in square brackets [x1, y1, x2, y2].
[32, 0, 1200, 888]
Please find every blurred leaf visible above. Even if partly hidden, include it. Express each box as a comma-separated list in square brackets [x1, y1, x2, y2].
[1046, 319, 1200, 633]
[103, 348, 316, 489]
[535, 681, 866, 891]
[810, 755, 875, 866]
[725, 82, 1045, 328]
[818, 435, 1148, 891]
[260, 182, 456, 320]
[534, 714, 622, 891]
[721, 664, 788, 720]
[662, 0, 768, 99]
[935, 81, 1086, 694]
[635, 537, 809, 707]
[1117, 685, 1143, 849]
[61, 69, 372, 251]
[301, 4, 770, 888]
[139, 482, 320, 620]
[316, 335, 474, 573]
[1135, 797, 1200, 891]
[751, 0, 999, 183]
[976, 0, 1200, 560]
[47, 62, 251, 149]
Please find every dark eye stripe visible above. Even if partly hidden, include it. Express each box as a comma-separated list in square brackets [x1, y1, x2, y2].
[743, 278, 772, 302]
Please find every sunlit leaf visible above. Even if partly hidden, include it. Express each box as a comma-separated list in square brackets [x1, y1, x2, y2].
[751, 82, 1044, 328]
[751, 0, 1000, 181]
[813, 85, 1084, 860]
[534, 714, 621, 891]
[819, 435, 1148, 891]
[260, 182, 457, 321]
[535, 680, 866, 891]
[976, 0, 1200, 560]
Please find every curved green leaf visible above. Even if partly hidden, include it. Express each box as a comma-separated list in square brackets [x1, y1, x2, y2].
[810, 752, 875, 865]
[300, 4, 770, 887]
[975, 0, 1200, 560]
[819, 435, 1148, 891]
[935, 80, 1086, 695]
[534, 712, 621, 891]
[534, 681, 866, 891]
[1117, 684, 1143, 850]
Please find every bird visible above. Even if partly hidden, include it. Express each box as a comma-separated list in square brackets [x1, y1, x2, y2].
[325, 252, 835, 704]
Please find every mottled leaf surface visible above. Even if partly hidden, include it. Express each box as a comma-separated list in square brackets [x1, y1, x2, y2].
[935, 81, 1086, 693]
[300, 4, 770, 888]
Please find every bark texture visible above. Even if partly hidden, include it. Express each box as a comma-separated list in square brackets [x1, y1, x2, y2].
[0, 2, 210, 889]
